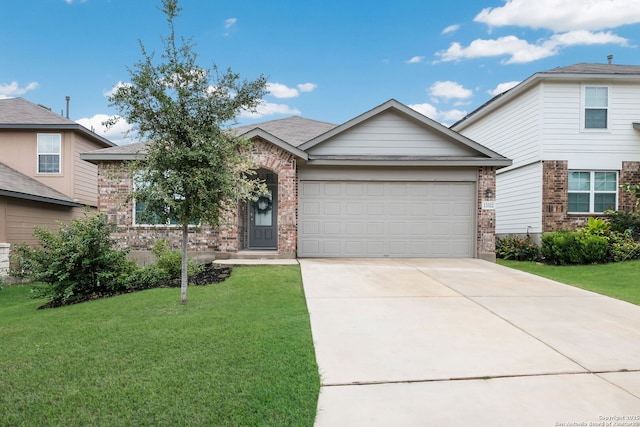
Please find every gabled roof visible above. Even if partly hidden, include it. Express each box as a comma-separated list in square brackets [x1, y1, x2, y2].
[82, 99, 511, 167]
[299, 99, 511, 166]
[0, 162, 83, 207]
[233, 116, 336, 147]
[452, 62, 640, 130]
[0, 98, 115, 148]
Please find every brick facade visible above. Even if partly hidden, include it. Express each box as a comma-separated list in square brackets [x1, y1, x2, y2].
[96, 137, 298, 261]
[619, 161, 640, 211]
[477, 166, 497, 261]
[542, 160, 640, 232]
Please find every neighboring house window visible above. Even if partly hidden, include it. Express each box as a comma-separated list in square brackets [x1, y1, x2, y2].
[37, 134, 61, 173]
[584, 86, 608, 129]
[568, 171, 617, 213]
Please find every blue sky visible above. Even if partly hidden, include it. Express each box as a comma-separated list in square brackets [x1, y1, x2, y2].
[2, 0, 640, 145]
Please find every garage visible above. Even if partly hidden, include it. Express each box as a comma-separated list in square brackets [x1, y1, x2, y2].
[298, 180, 475, 258]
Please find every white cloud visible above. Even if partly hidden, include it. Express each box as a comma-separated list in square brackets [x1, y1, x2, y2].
[408, 103, 467, 125]
[103, 81, 131, 98]
[406, 56, 425, 64]
[239, 101, 301, 119]
[441, 24, 460, 35]
[76, 114, 135, 145]
[488, 81, 521, 96]
[475, 0, 640, 32]
[224, 18, 237, 29]
[297, 83, 317, 93]
[0, 81, 39, 98]
[435, 30, 629, 64]
[266, 82, 300, 98]
[429, 81, 473, 100]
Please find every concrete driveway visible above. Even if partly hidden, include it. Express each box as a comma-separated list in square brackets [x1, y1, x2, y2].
[299, 258, 640, 426]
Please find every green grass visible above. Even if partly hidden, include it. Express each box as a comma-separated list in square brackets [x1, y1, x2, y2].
[0, 265, 319, 427]
[498, 259, 640, 305]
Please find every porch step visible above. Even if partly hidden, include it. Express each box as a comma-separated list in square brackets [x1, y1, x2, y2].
[219, 250, 294, 260]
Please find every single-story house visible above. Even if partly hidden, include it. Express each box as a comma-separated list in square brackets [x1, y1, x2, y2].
[81, 99, 511, 261]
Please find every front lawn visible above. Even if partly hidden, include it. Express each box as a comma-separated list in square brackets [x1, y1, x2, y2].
[498, 259, 640, 305]
[0, 265, 319, 427]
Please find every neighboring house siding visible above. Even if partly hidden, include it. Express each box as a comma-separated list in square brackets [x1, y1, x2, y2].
[73, 136, 100, 206]
[460, 85, 541, 169]
[1, 196, 85, 246]
[495, 162, 542, 235]
[541, 81, 640, 169]
[307, 110, 478, 157]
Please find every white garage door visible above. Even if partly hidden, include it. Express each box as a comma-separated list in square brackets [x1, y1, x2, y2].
[298, 181, 475, 258]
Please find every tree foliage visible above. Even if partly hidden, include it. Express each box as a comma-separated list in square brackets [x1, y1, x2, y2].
[10, 213, 135, 307]
[105, 0, 267, 304]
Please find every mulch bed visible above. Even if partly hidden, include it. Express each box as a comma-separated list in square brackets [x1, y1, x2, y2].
[37, 264, 233, 309]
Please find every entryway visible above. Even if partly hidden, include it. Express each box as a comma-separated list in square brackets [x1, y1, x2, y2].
[248, 169, 278, 249]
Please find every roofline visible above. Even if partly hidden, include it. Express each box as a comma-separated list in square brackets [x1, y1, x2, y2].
[0, 123, 116, 147]
[307, 156, 512, 168]
[0, 189, 86, 207]
[452, 70, 640, 131]
[300, 99, 510, 161]
[237, 128, 309, 160]
[80, 152, 141, 163]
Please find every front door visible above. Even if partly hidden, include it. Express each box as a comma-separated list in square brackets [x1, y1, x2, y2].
[249, 170, 278, 249]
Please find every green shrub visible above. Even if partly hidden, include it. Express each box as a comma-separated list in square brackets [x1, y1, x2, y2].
[496, 235, 539, 261]
[605, 209, 640, 239]
[123, 240, 203, 290]
[10, 212, 135, 307]
[608, 231, 640, 262]
[541, 230, 608, 265]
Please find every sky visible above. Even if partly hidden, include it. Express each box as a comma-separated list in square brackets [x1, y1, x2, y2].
[2, 0, 640, 145]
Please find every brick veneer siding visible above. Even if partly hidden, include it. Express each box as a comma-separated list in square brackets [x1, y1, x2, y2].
[619, 161, 640, 211]
[477, 166, 497, 262]
[542, 160, 640, 232]
[95, 137, 298, 260]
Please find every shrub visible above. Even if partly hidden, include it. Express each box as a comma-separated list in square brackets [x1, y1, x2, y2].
[10, 212, 135, 307]
[496, 235, 539, 261]
[608, 231, 640, 262]
[605, 209, 640, 240]
[123, 240, 203, 290]
[541, 230, 608, 265]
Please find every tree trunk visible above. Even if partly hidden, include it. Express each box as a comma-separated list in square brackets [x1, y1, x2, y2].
[180, 223, 188, 305]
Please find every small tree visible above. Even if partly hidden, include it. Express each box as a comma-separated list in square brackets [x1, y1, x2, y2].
[106, 0, 267, 304]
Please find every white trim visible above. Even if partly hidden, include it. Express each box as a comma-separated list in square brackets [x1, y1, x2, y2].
[36, 133, 62, 174]
[580, 84, 610, 132]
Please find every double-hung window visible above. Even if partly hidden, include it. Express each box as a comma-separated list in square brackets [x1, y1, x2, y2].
[584, 86, 608, 129]
[568, 171, 617, 213]
[37, 134, 62, 173]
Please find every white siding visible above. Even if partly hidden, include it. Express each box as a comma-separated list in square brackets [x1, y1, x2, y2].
[307, 110, 479, 157]
[541, 81, 640, 169]
[495, 163, 542, 235]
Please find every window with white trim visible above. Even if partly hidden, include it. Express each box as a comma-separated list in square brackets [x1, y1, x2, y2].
[37, 134, 61, 173]
[584, 86, 608, 129]
[568, 171, 617, 213]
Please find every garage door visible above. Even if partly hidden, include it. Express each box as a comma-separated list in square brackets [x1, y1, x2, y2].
[298, 181, 475, 257]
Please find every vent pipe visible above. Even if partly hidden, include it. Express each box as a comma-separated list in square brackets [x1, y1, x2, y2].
[65, 96, 70, 118]
[607, 55, 613, 64]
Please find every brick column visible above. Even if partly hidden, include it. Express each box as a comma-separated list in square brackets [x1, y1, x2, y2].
[477, 166, 496, 262]
[542, 160, 570, 231]
[619, 161, 640, 211]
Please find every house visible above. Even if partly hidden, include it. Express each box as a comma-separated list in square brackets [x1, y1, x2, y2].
[0, 98, 116, 274]
[81, 99, 511, 262]
[451, 62, 640, 241]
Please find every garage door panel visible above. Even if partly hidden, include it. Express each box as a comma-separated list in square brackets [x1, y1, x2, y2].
[298, 181, 475, 257]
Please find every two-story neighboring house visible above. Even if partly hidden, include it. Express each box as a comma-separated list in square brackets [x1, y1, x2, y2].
[0, 98, 115, 273]
[451, 62, 640, 242]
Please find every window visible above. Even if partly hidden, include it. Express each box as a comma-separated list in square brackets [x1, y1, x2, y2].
[132, 174, 192, 226]
[37, 134, 61, 173]
[568, 171, 617, 213]
[584, 86, 608, 129]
